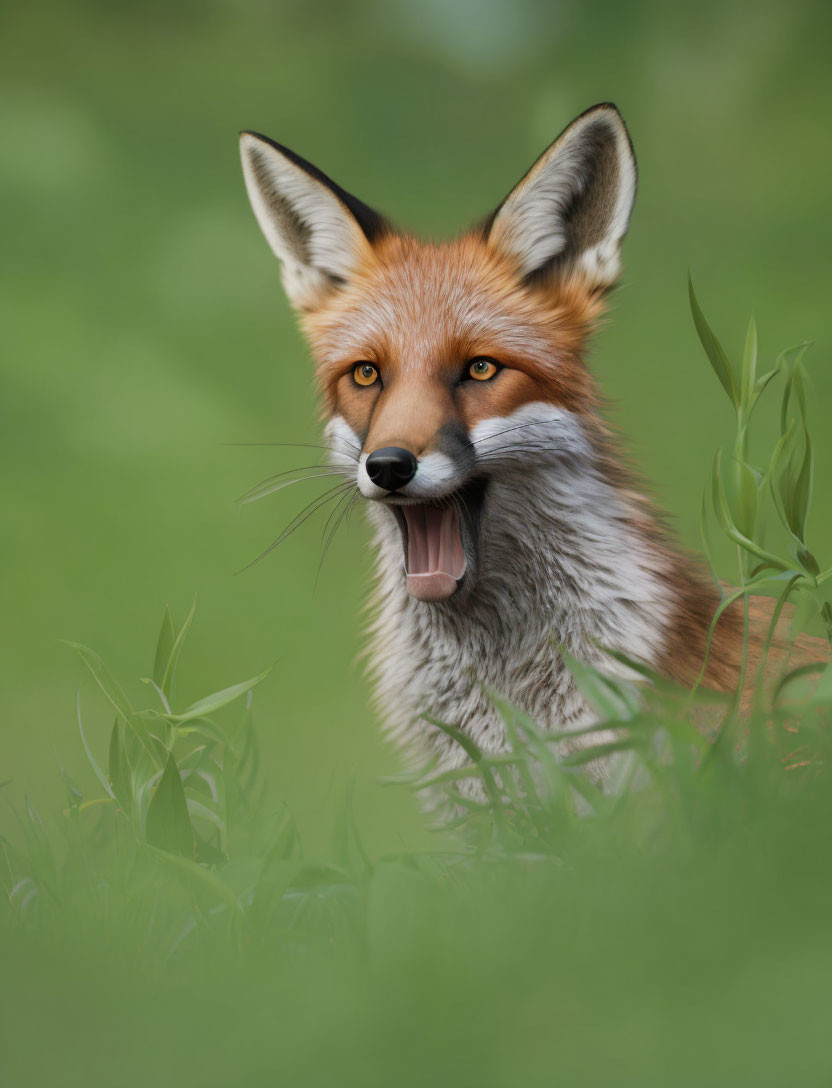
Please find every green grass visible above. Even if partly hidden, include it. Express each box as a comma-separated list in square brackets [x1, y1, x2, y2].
[3, 291, 832, 1086]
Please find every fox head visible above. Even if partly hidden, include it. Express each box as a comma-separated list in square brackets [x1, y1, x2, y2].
[240, 104, 637, 603]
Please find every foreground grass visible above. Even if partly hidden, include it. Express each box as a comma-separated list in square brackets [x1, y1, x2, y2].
[3, 294, 832, 1086]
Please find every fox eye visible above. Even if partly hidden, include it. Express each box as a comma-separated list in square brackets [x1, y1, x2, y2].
[467, 357, 500, 381]
[353, 363, 379, 387]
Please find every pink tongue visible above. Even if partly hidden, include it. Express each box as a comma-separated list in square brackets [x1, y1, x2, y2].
[402, 504, 466, 601]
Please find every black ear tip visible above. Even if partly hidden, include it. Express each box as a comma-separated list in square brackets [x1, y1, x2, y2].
[580, 102, 627, 126]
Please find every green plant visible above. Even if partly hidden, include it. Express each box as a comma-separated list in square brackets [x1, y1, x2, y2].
[690, 278, 832, 645]
[5, 288, 832, 942]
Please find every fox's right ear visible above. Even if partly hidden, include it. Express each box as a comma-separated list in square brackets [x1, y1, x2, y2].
[239, 132, 386, 310]
[485, 104, 637, 289]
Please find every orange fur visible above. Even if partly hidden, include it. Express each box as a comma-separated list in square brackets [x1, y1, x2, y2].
[239, 112, 829, 763]
[303, 231, 828, 694]
[303, 235, 601, 453]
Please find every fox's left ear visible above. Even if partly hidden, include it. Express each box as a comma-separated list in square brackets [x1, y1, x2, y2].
[485, 103, 637, 288]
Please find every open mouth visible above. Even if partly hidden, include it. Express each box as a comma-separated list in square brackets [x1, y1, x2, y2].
[391, 479, 487, 602]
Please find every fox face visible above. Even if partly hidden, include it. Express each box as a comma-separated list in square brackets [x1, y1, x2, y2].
[240, 104, 636, 603]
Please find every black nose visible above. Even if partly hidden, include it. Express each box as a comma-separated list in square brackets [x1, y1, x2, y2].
[366, 446, 418, 492]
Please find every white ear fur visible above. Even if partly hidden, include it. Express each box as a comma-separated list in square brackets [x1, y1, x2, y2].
[487, 104, 637, 287]
[239, 132, 378, 309]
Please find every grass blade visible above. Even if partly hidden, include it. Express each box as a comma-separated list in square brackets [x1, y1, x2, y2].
[146, 753, 196, 858]
[75, 690, 116, 801]
[161, 596, 197, 700]
[167, 668, 271, 724]
[153, 606, 176, 689]
[740, 313, 757, 410]
[689, 275, 738, 406]
[107, 718, 133, 811]
[65, 640, 160, 767]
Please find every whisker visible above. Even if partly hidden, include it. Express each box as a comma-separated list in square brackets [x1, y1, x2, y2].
[345, 490, 362, 530]
[454, 486, 473, 529]
[475, 443, 571, 462]
[316, 487, 360, 584]
[223, 439, 361, 455]
[237, 469, 349, 506]
[318, 486, 355, 555]
[237, 482, 355, 573]
[473, 416, 563, 447]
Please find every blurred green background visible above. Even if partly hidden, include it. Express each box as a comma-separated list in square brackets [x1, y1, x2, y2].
[3, 0, 832, 848]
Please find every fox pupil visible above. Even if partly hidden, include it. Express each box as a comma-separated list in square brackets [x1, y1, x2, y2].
[354, 363, 377, 386]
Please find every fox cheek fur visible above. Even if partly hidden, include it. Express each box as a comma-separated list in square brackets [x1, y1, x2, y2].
[239, 105, 825, 787]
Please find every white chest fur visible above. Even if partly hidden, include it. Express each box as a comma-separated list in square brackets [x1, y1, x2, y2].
[364, 445, 673, 776]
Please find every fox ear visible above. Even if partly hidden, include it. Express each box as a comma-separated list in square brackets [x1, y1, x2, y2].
[239, 132, 386, 309]
[485, 104, 637, 288]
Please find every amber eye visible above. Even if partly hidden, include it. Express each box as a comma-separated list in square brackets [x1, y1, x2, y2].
[353, 363, 379, 387]
[467, 357, 499, 381]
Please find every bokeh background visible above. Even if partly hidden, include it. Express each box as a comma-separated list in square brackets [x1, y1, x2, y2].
[3, 0, 832, 848]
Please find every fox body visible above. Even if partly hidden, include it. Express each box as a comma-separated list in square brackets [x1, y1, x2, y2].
[239, 105, 824, 778]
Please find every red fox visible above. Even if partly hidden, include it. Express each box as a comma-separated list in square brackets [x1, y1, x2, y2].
[239, 104, 827, 778]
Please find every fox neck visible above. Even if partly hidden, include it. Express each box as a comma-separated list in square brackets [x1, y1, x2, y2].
[364, 430, 730, 753]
